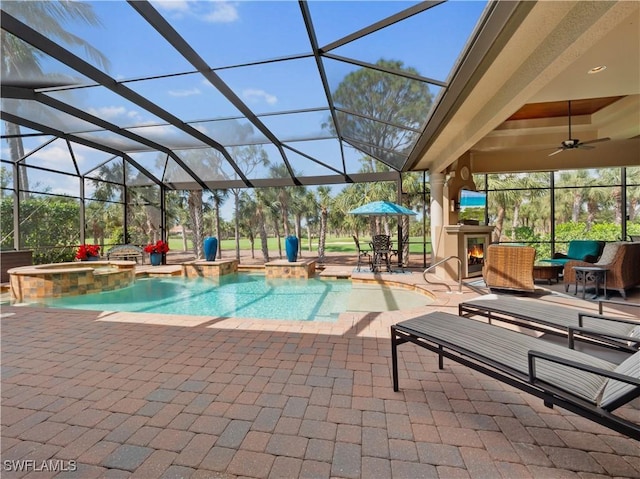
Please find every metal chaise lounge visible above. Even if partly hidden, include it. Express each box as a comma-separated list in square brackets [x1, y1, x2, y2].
[458, 295, 640, 352]
[391, 312, 640, 439]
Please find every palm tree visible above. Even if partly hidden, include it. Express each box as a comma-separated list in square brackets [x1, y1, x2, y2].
[267, 195, 283, 259]
[316, 186, 332, 263]
[268, 164, 297, 238]
[2, 1, 109, 196]
[165, 190, 190, 251]
[555, 170, 592, 223]
[289, 186, 308, 257]
[238, 192, 258, 258]
[599, 168, 623, 224]
[584, 184, 614, 231]
[507, 173, 547, 233]
[627, 167, 640, 222]
[86, 159, 163, 249]
[188, 190, 204, 259]
[228, 145, 269, 260]
[169, 149, 224, 259]
[356, 158, 396, 237]
[302, 191, 319, 252]
[253, 189, 270, 262]
[207, 189, 228, 259]
[400, 172, 425, 265]
[488, 179, 520, 242]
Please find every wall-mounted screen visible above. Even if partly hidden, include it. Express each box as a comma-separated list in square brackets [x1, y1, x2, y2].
[459, 189, 486, 225]
[459, 189, 486, 208]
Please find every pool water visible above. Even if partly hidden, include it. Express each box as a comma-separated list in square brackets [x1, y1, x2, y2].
[41, 274, 431, 322]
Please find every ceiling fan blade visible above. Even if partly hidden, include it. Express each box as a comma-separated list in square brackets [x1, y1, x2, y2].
[580, 137, 611, 146]
[548, 148, 564, 157]
[577, 144, 596, 150]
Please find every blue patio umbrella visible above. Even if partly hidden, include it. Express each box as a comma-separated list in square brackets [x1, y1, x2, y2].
[349, 200, 416, 271]
[349, 200, 417, 216]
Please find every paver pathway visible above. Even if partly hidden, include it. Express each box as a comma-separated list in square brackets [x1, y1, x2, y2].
[2, 300, 639, 478]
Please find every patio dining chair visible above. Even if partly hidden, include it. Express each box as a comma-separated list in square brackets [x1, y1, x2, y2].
[352, 235, 371, 271]
[371, 234, 394, 273]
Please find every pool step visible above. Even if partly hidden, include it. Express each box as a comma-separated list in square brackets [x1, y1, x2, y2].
[318, 266, 352, 279]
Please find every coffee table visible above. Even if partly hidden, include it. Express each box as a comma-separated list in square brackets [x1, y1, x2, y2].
[533, 263, 563, 284]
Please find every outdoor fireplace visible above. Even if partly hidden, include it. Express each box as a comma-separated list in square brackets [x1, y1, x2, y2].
[440, 225, 494, 280]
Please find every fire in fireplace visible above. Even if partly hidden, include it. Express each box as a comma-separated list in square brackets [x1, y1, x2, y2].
[468, 244, 484, 264]
[466, 237, 486, 276]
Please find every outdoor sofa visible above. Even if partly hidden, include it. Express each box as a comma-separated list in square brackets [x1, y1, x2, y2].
[459, 294, 640, 352]
[540, 239, 605, 266]
[391, 312, 640, 439]
[563, 241, 640, 299]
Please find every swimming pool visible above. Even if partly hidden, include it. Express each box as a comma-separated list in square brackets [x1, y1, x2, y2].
[40, 273, 432, 322]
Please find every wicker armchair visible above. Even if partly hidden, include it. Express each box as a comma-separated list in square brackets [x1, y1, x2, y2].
[564, 242, 640, 299]
[482, 244, 536, 292]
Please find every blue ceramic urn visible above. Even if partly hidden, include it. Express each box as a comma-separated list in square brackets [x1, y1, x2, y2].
[203, 236, 218, 261]
[150, 252, 162, 266]
[285, 236, 299, 262]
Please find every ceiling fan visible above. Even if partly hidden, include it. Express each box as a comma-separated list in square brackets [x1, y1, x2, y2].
[548, 100, 610, 156]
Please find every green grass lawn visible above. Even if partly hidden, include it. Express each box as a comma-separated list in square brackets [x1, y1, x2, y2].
[169, 235, 431, 254]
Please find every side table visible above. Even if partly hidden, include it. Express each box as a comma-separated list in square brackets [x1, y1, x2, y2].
[533, 263, 563, 284]
[572, 266, 608, 300]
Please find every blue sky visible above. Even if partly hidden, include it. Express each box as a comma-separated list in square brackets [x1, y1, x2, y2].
[2, 0, 488, 219]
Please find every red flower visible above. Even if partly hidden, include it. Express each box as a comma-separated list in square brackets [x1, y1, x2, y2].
[76, 244, 100, 260]
[144, 240, 170, 254]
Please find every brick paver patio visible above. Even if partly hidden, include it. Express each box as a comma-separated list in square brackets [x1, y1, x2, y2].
[1, 267, 639, 478]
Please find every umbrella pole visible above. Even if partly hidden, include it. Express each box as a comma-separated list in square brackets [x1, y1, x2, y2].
[397, 176, 403, 267]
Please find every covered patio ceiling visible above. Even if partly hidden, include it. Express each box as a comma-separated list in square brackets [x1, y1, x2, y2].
[1, 1, 639, 194]
[411, 1, 640, 175]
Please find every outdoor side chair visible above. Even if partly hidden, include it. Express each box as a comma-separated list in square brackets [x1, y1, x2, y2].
[352, 235, 371, 272]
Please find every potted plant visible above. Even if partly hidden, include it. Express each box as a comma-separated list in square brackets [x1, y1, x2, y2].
[76, 244, 100, 261]
[144, 240, 169, 266]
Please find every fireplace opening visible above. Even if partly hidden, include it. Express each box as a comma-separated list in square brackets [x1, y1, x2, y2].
[466, 237, 486, 276]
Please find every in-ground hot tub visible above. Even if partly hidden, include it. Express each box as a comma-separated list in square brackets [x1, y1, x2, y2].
[8, 261, 136, 302]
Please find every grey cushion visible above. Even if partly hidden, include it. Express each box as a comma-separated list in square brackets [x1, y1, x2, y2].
[396, 313, 614, 404]
[595, 242, 622, 266]
[462, 295, 636, 339]
[600, 352, 640, 408]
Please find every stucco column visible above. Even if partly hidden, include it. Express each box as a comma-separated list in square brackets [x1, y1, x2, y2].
[429, 172, 445, 266]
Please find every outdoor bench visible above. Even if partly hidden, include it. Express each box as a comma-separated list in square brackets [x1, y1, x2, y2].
[106, 244, 144, 264]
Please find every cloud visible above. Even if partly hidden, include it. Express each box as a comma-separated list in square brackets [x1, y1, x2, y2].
[30, 145, 72, 166]
[168, 87, 201, 97]
[84, 106, 153, 127]
[87, 106, 128, 120]
[203, 2, 239, 23]
[152, 0, 239, 23]
[151, 0, 190, 13]
[242, 89, 277, 105]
